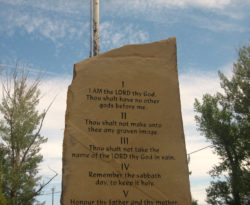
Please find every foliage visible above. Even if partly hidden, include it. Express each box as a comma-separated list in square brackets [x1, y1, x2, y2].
[0, 185, 7, 205]
[0, 68, 53, 205]
[0, 145, 7, 205]
[191, 200, 198, 205]
[194, 44, 250, 205]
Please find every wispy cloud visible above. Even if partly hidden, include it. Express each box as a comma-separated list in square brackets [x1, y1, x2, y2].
[102, 0, 248, 18]
[100, 22, 149, 52]
[0, 6, 87, 43]
[104, 0, 232, 11]
[0, 0, 233, 10]
[0, 0, 249, 50]
[1, 0, 248, 35]
[155, 0, 231, 9]
[0, 0, 88, 15]
[180, 70, 221, 125]
[191, 184, 209, 205]
[191, 15, 246, 32]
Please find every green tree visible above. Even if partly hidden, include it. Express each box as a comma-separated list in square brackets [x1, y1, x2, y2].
[191, 200, 198, 205]
[0, 180, 7, 205]
[0, 68, 55, 205]
[0, 145, 7, 205]
[194, 44, 250, 205]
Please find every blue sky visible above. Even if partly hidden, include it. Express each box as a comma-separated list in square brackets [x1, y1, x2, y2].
[0, 0, 249, 205]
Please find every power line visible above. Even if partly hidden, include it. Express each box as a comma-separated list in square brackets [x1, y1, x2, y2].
[39, 191, 61, 196]
[187, 145, 214, 156]
[0, 63, 58, 76]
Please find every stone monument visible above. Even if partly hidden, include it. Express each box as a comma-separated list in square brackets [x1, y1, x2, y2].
[61, 37, 192, 205]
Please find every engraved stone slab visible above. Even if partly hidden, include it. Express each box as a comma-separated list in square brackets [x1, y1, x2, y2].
[61, 38, 192, 205]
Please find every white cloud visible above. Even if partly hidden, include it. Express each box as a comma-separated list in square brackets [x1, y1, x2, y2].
[0, 0, 88, 15]
[100, 22, 149, 52]
[179, 70, 221, 125]
[39, 157, 62, 182]
[105, 0, 232, 11]
[191, 15, 246, 32]
[188, 143, 220, 177]
[38, 76, 71, 175]
[0, 1, 88, 43]
[38, 76, 71, 130]
[1, 0, 232, 10]
[192, 184, 209, 205]
[102, 0, 248, 18]
[3, 10, 87, 42]
[1, 0, 248, 48]
[154, 0, 231, 9]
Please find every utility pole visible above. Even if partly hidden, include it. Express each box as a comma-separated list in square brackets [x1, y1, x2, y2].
[90, 0, 99, 56]
[89, 0, 93, 58]
[93, 0, 100, 56]
[52, 187, 55, 205]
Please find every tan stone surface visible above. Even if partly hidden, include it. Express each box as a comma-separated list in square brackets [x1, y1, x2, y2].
[61, 38, 192, 205]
